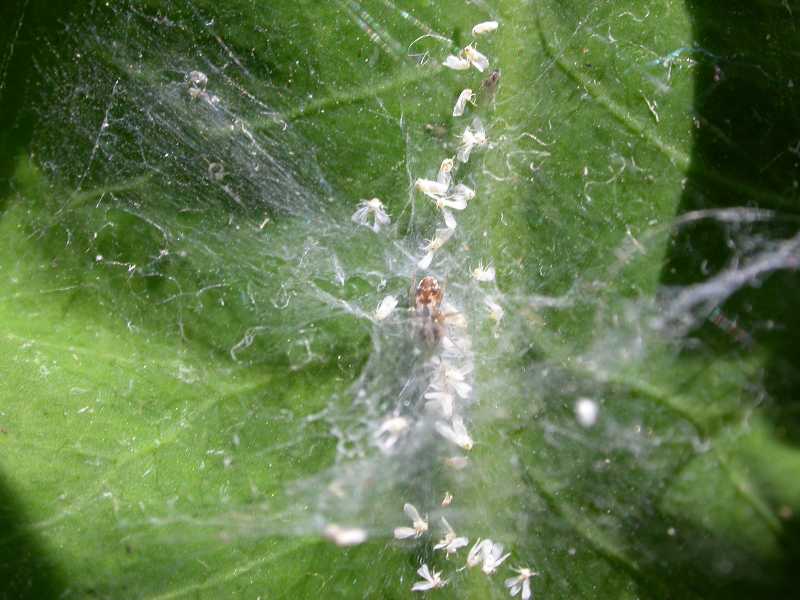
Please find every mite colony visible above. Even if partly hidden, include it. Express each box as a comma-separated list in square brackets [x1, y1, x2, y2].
[346, 17, 539, 599]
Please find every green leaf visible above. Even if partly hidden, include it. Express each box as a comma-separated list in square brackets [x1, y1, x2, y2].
[1, 1, 798, 598]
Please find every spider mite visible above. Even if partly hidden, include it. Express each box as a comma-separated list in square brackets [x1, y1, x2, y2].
[414, 275, 446, 347]
[479, 69, 501, 104]
[424, 123, 448, 139]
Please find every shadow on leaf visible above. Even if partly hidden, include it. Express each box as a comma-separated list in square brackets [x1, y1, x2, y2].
[0, 473, 67, 599]
[657, 0, 800, 594]
[662, 3, 800, 437]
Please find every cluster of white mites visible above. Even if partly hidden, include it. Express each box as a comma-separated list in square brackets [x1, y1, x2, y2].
[397, 503, 539, 598]
[344, 17, 539, 598]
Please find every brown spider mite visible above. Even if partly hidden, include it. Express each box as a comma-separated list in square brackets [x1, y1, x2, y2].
[479, 69, 501, 104]
[415, 276, 443, 313]
[414, 275, 446, 347]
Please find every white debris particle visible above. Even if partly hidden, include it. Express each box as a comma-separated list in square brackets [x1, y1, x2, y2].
[457, 117, 488, 162]
[463, 45, 490, 72]
[323, 523, 368, 547]
[444, 183, 475, 210]
[482, 541, 511, 574]
[424, 390, 455, 418]
[575, 397, 599, 427]
[412, 564, 448, 591]
[437, 157, 455, 187]
[472, 21, 499, 36]
[207, 162, 225, 181]
[505, 567, 538, 600]
[418, 227, 455, 269]
[374, 295, 398, 321]
[394, 502, 429, 539]
[484, 297, 504, 323]
[467, 538, 488, 567]
[415, 177, 449, 202]
[433, 517, 469, 556]
[441, 304, 468, 328]
[188, 69, 208, 88]
[443, 207, 457, 229]
[351, 197, 391, 233]
[466, 539, 510, 574]
[416, 170, 473, 232]
[444, 455, 470, 470]
[435, 416, 474, 450]
[430, 358, 473, 399]
[472, 261, 496, 282]
[374, 415, 409, 451]
[418, 251, 434, 270]
[327, 479, 346, 498]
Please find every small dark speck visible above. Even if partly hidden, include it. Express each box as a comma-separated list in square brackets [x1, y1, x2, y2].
[424, 123, 447, 139]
